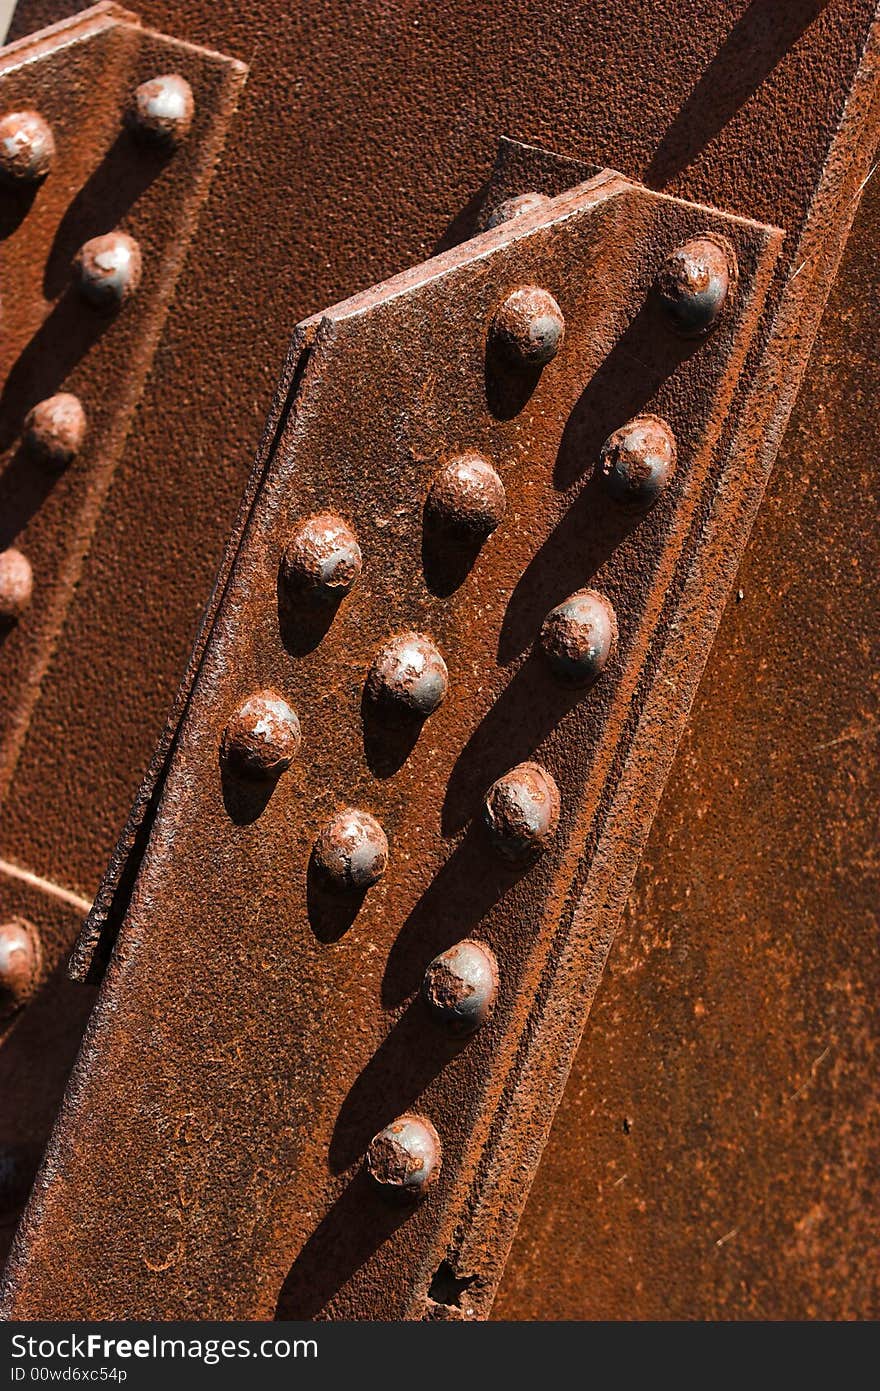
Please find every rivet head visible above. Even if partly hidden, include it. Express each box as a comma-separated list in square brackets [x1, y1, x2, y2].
[486, 191, 548, 229]
[366, 1114, 441, 1199]
[221, 690, 301, 779]
[0, 110, 55, 183]
[598, 414, 677, 509]
[0, 919, 40, 1017]
[0, 549, 33, 623]
[540, 589, 618, 686]
[366, 633, 448, 719]
[483, 761, 560, 862]
[23, 393, 87, 469]
[655, 235, 737, 336]
[490, 286, 565, 368]
[425, 455, 506, 540]
[422, 940, 498, 1034]
[312, 808, 388, 893]
[280, 514, 362, 603]
[127, 74, 194, 146]
[74, 231, 142, 309]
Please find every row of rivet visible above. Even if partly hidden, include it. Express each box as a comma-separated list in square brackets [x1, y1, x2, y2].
[0, 77, 199, 1011]
[0, 75, 196, 629]
[214, 223, 736, 1198]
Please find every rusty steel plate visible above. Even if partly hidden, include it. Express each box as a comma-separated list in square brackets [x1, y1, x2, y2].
[0, 2, 244, 1260]
[0, 170, 784, 1318]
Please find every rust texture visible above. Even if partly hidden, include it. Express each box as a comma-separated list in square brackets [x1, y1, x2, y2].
[494, 139, 880, 1325]
[0, 0, 877, 1322]
[0, 172, 785, 1319]
[0, 2, 245, 1262]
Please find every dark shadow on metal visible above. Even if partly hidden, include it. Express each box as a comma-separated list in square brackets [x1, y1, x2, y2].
[306, 855, 368, 943]
[328, 998, 463, 1173]
[484, 348, 542, 421]
[382, 821, 520, 1008]
[421, 512, 486, 597]
[276, 577, 343, 658]
[644, 0, 831, 188]
[0, 445, 62, 548]
[0, 290, 108, 453]
[219, 759, 280, 825]
[431, 180, 493, 255]
[440, 651, 587, 837]
[274, 1170, 411, 1320]
[43, 131, 168, 300]
[361, 689, 425, 779]
[0, 182, 39, 241]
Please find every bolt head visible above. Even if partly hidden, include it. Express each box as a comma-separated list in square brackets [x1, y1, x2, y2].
[74, 232, 142, 310]
[0, 919, 40, 1017]
[0, 110, 55, 183]
[425, 455, 506, 540]
[490, 286, 565, 368]
[312, 808, 388, 893]
[422, 940, 498, 1034]
[221, 690, 301, 779]
[598, 414, 677, 509]
[366, 1114, 441, 1199]
[483, 761, 560, 862]
[23, 393, 87, 469]
[127, 74, 194, 146]
[486, 191, 548, 230]
[540, 589, 618, 686]
[366, 632, 448, 719]
[655, 235, 737, 336]
[0, 549, 33, 623]
[280, 513, 362, 602]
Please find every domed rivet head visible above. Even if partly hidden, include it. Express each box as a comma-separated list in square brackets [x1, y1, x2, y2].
[486, 191, 548, 230]
[540, 589, 618, 686]
[312, 808, 388, 893]
[74, 231, 142, 310]
[280, 513, 362, 603]
[126, 74, 194, 147]
[221, 690, 301, 779]
[425, 454, 506, 541]
[23, 393, 87, 469]
[0, 548, 33, 623]
[0, 110, 55, 183]
[366, 1114, 441, 1200]
[482, 761, 560, 862]
[598, 414, 677, 509]
[489, 286, 565, 368]
[655, 235, 737, 336]
[366, 633, 448, 720]
[422, 940, 498, 1035]
[0, 919, 40, 1018]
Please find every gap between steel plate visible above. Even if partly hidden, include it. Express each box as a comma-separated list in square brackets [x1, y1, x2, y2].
[2, 165, 784, 1318]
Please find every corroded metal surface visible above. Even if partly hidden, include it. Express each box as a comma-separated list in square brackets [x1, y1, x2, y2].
[0, 0, 877, 1322]
[0, 2, 245, 1259]
[1, 170, 786, 1319]
[494, 148, 880, 1325]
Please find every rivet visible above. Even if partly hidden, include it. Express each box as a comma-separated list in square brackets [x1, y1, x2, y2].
[0, 919, 40, 1018]
[0, 110, 55, 183]
[425, 454, 506, 541]
[74, 231, 142, 309]
[366, 1114, 441, 1199]
[489, 286, 565, 368]
[312, 808, 388, 892]
[126, 74, 194, 147]
[540, 589, 618, 686]
[0, 548, 33, 623]
[482, 761, 560, 862]
[23, 393, 87, 469]
[421, 940, 498, 1034]
[597, 414, 677, 509]
[280, 513, 362, 603]
[655, 235, 737, 336]
[486, 191, 548, 229]
[221, 690, 301, 779]
[366, 633, 448, 719]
